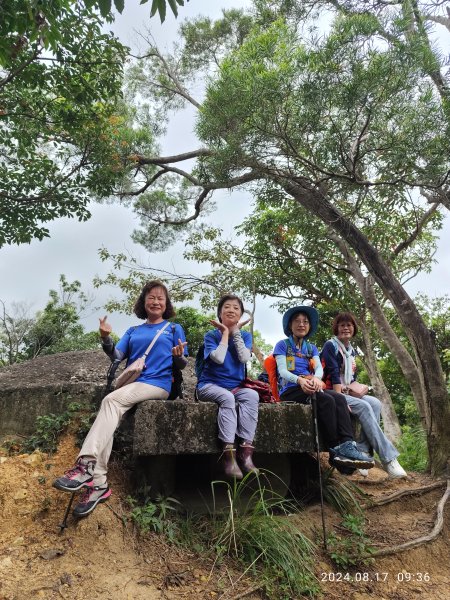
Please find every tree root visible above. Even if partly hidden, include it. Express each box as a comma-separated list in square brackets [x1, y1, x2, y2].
[364, 480, 446, 508]
[366, 479, 450, 558]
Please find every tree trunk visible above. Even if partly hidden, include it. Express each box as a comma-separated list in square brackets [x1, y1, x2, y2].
[279, 177, 450, 475]
[358, 317, 402, 443]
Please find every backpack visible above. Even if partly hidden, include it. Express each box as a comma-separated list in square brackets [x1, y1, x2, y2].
[168, 324, 184, 400]
[195, 343, 206, 379]
[264, 338, 315, 402]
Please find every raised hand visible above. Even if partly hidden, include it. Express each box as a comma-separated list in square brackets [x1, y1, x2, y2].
[172, 338, 188, 357]
[210, 319, 228, 334]
[229, 317, 252, 335]
[99, 315, 112, 338]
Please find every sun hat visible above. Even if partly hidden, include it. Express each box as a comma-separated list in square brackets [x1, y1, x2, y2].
[282, 306, 319, 338]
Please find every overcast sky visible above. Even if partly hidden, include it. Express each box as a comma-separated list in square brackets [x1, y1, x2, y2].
[1, 0, 449, 347]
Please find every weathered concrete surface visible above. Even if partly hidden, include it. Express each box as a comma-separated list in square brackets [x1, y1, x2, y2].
[133, 400, 315, 456]
[0, 384, 104, 437]
[1, 352, 316, 458]
[0, 350, 109, 438]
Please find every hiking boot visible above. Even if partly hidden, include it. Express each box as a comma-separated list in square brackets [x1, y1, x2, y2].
[53, 457, 96, 492]
[331, 441, 375, 470]
[73, 485, 111, 518]
[237, 444, 259, 476]
[382, 458, 407, 479]
[220, 444, 243, 480]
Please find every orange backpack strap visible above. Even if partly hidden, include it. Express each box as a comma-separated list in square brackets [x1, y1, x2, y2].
[263, 355, 280, 402]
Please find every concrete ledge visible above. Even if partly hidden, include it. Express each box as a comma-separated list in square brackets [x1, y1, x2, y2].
[0, 383, 104, 438]
[133, 400, 315, 456]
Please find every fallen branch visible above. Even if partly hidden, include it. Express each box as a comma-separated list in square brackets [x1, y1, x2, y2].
[365, 480, 446, 508]
[366, 479, 450, 558]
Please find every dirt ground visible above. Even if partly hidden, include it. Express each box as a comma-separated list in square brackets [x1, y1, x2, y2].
[0, 352, 449, 599]
[0, 434, 448, 600]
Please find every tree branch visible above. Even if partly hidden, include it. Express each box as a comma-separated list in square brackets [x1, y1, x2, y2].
[135, 149, 212, 165]
[393, 202, 440, 256]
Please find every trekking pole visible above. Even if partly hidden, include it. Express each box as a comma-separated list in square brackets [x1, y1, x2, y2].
[311, 393, 327, 550]
[58, 492, 76, 534]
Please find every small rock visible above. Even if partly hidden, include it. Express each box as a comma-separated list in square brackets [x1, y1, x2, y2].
[23, 451, 44, 465]
[0, 457, 8, 464]
[0, 557, 13, 570]
[12, 537, 25, 546]
[39, 548, 65, 560]
[13, 489, 28, 501]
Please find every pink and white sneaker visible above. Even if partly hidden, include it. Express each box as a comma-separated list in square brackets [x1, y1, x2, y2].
[53, 457, 95, 492]
[73, 485, 111, 517]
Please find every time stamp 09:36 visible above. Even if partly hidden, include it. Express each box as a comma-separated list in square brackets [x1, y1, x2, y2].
[321, 572, 431, 583]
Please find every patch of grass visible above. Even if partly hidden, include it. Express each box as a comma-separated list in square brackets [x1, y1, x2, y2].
[192, 473, 319, 599]
[327, 513, 375, 570]
[321, 467, 368, 515]
[398, 425, 428, 472]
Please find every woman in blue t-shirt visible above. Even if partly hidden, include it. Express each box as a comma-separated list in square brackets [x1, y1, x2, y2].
[53, 280, 188, 517]
[273, 305, 374, 472]
[197, 294, 259, 479]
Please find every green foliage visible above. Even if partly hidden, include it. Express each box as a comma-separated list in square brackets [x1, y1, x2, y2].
[23, 275, 98, 359]
[397, 425, 428, 472]
[184, 475, 319, 599]
[174, 306, 214, 354]
[23, 401, 84, 454]
[128, 493, 182, 542]
[327, 513, 374, 570]
[0, 1, 133, 245]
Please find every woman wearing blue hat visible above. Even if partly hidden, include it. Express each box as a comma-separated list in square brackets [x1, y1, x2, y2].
[273, 306, 374, 471]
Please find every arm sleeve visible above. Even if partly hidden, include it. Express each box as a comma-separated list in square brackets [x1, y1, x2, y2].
[203, 330, 227, 364]
[101, 335, 125, 362]
[321, 341, 341, 385]
[312, 354, 323, 379]
[209, 343, 228, 364]
[275, 354, 299, 384]
[173, 355, 188, 370]
[232, 330, 252, 363]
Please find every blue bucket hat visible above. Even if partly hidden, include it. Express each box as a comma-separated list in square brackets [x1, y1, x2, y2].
[282, 306, 319, 338]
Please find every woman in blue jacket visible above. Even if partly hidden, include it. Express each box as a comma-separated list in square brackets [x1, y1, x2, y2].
[321, 311, 406, 479]
[273, 306, 374, 471]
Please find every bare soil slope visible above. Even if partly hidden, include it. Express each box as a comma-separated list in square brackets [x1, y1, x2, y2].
[0, 438, 448, 600]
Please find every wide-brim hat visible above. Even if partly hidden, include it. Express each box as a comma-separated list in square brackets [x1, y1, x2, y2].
[282, 306, 319, 338]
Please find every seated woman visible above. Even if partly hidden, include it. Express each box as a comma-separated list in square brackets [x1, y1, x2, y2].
[273, 306, 374, 471]
[321, 311, 406, 479]
[197, 294, 259, 479]
[53, 281, 188, 517]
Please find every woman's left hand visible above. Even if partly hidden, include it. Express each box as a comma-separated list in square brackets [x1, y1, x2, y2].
[172, 339, 188, 357]
[229, 318, 252, 335]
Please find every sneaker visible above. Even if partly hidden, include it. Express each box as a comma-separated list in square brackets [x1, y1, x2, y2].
[331, 441, 375, 469]
[73, 485, 111, 517]
[328, 449, 356, 475]
[382, 458, 407, 479]
[53, 457, 95, 492]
